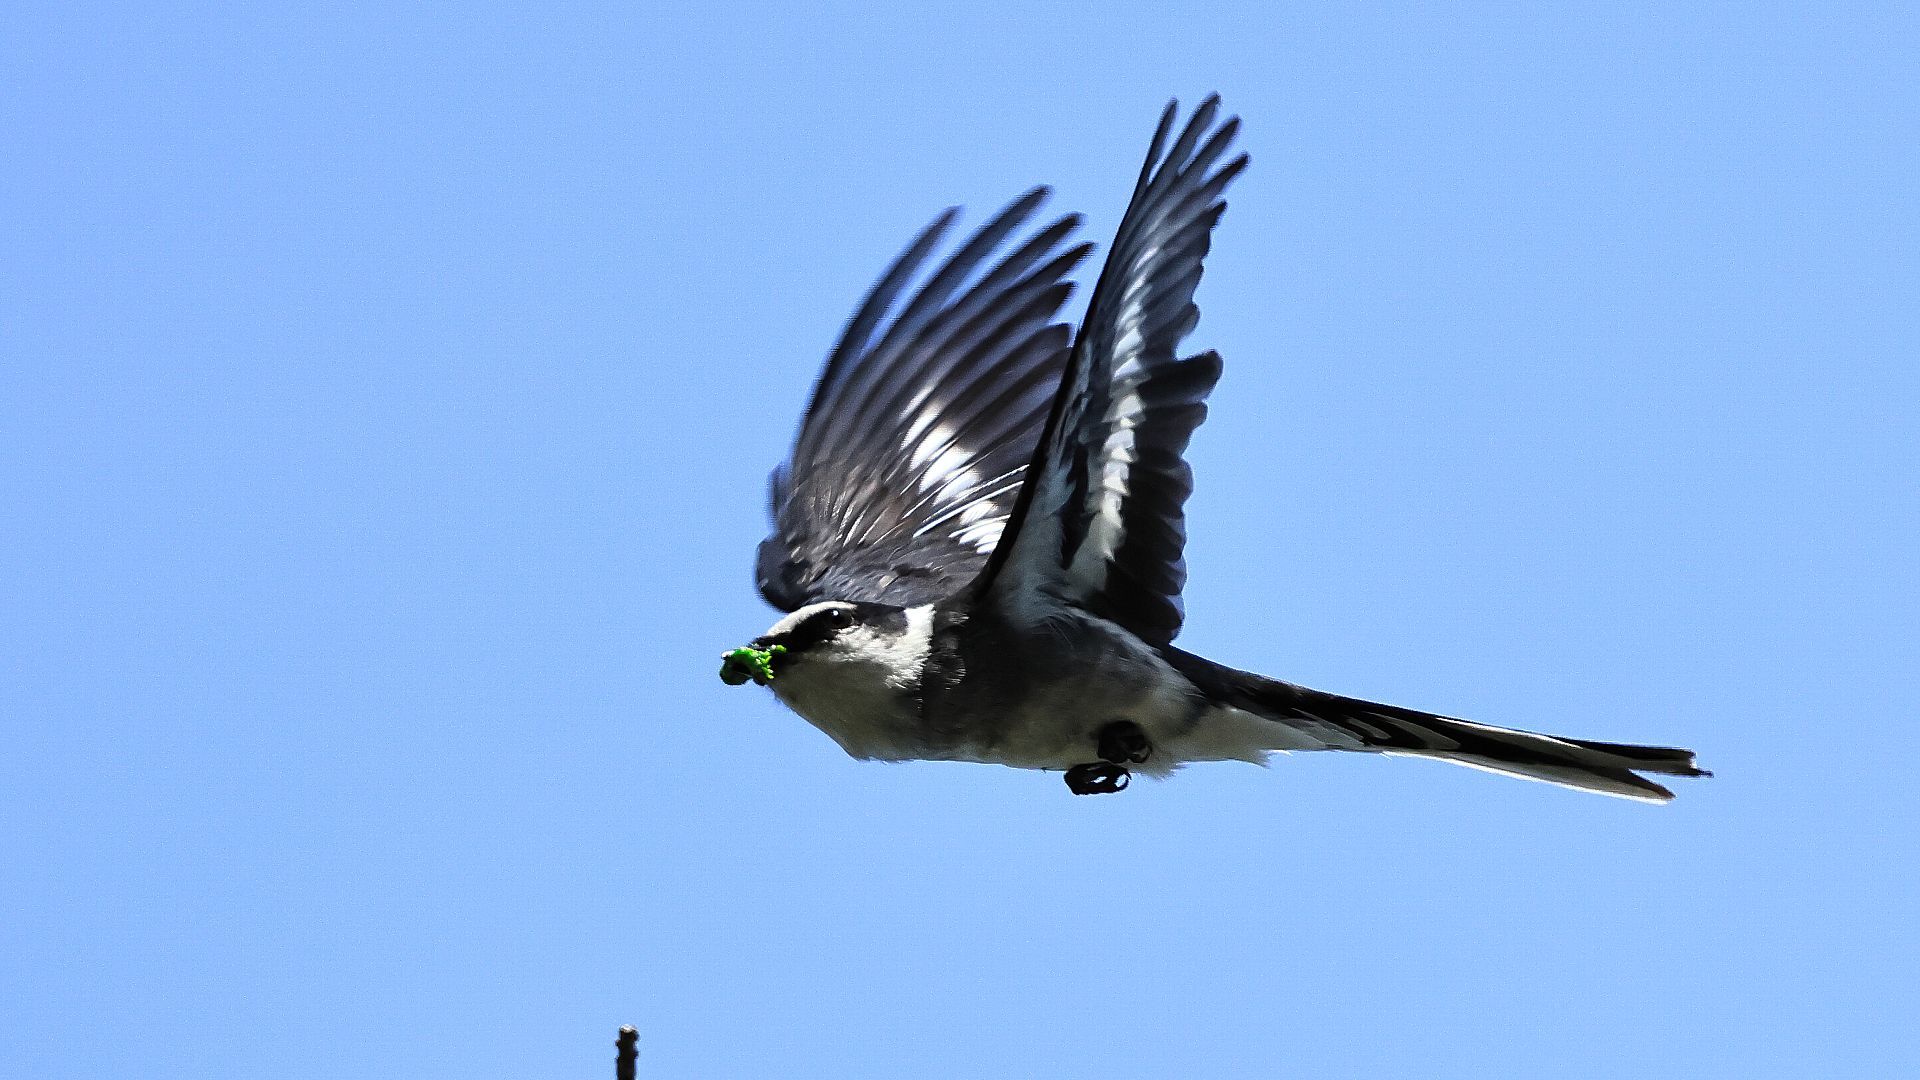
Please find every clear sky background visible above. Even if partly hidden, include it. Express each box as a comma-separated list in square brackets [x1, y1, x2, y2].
[5, 3, 1915, 1077]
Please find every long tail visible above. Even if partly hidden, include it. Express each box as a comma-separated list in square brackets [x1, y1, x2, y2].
[1165, 649, 1710, 802]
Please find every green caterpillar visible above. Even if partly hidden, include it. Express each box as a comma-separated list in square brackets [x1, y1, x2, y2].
[718, 644, 786, 686]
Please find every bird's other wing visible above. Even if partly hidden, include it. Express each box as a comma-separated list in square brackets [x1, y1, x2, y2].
[757, 188, 1094, 611]
[972, 97, 1247, 644]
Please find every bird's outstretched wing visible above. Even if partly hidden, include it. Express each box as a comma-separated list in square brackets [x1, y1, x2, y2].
[973, 97, 1247, 645]
[757, 188, 1094, 611]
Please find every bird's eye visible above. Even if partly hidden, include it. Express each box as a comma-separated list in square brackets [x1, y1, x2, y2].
[825, 607, 855, 630]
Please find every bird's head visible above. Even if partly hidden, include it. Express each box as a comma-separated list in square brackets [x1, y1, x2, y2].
[719, 600, 930, 694]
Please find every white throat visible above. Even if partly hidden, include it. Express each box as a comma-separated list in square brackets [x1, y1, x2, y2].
[771, 604, 936, 761]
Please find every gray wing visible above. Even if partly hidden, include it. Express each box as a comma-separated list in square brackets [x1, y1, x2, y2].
[757, 188, 1094, 611]
[973, 97, 1247, 645]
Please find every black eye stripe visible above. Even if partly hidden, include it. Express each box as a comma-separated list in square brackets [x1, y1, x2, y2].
[777, 606, 857, 652]
[859, 604, 909, 635]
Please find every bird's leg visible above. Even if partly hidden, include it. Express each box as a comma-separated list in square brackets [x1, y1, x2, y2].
[1063, 721, 1153, 795]
[1064, 762, 1130, 795]
[1096, 720, 1152, 764]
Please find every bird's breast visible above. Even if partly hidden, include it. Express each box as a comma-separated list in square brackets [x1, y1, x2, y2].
[771, 660, 926, 761]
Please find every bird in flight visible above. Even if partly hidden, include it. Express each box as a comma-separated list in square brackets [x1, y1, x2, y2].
[722, 96, 1708, 800]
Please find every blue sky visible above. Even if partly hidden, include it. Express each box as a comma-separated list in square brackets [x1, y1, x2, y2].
[5, 2, 1915, 1077]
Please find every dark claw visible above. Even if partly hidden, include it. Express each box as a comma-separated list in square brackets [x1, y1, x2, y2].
[1065, 762, 1130, 795]
[1096, 720, 1152, 764]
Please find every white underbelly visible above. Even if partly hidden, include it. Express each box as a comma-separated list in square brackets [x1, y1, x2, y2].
[949, 674, 1282, 776]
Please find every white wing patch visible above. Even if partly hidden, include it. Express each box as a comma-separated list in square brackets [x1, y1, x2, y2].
[974, 98, 1242, 645]
[1064, 351, 1152, 590]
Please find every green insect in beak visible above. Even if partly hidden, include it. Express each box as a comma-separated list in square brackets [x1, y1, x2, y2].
[719, 644, 786, 687]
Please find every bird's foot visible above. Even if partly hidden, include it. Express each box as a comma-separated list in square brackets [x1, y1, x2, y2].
[1096, 720, 1152, 764]
[1064, 762, 1130, 795]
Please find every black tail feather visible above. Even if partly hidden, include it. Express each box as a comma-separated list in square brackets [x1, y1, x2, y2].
[1165, 648, 1710, 802]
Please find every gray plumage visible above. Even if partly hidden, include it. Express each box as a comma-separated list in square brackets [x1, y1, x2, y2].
[730, 96, 1709, 801]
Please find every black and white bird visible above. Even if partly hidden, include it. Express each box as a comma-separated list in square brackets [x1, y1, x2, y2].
[724, 96, 1708, 801]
